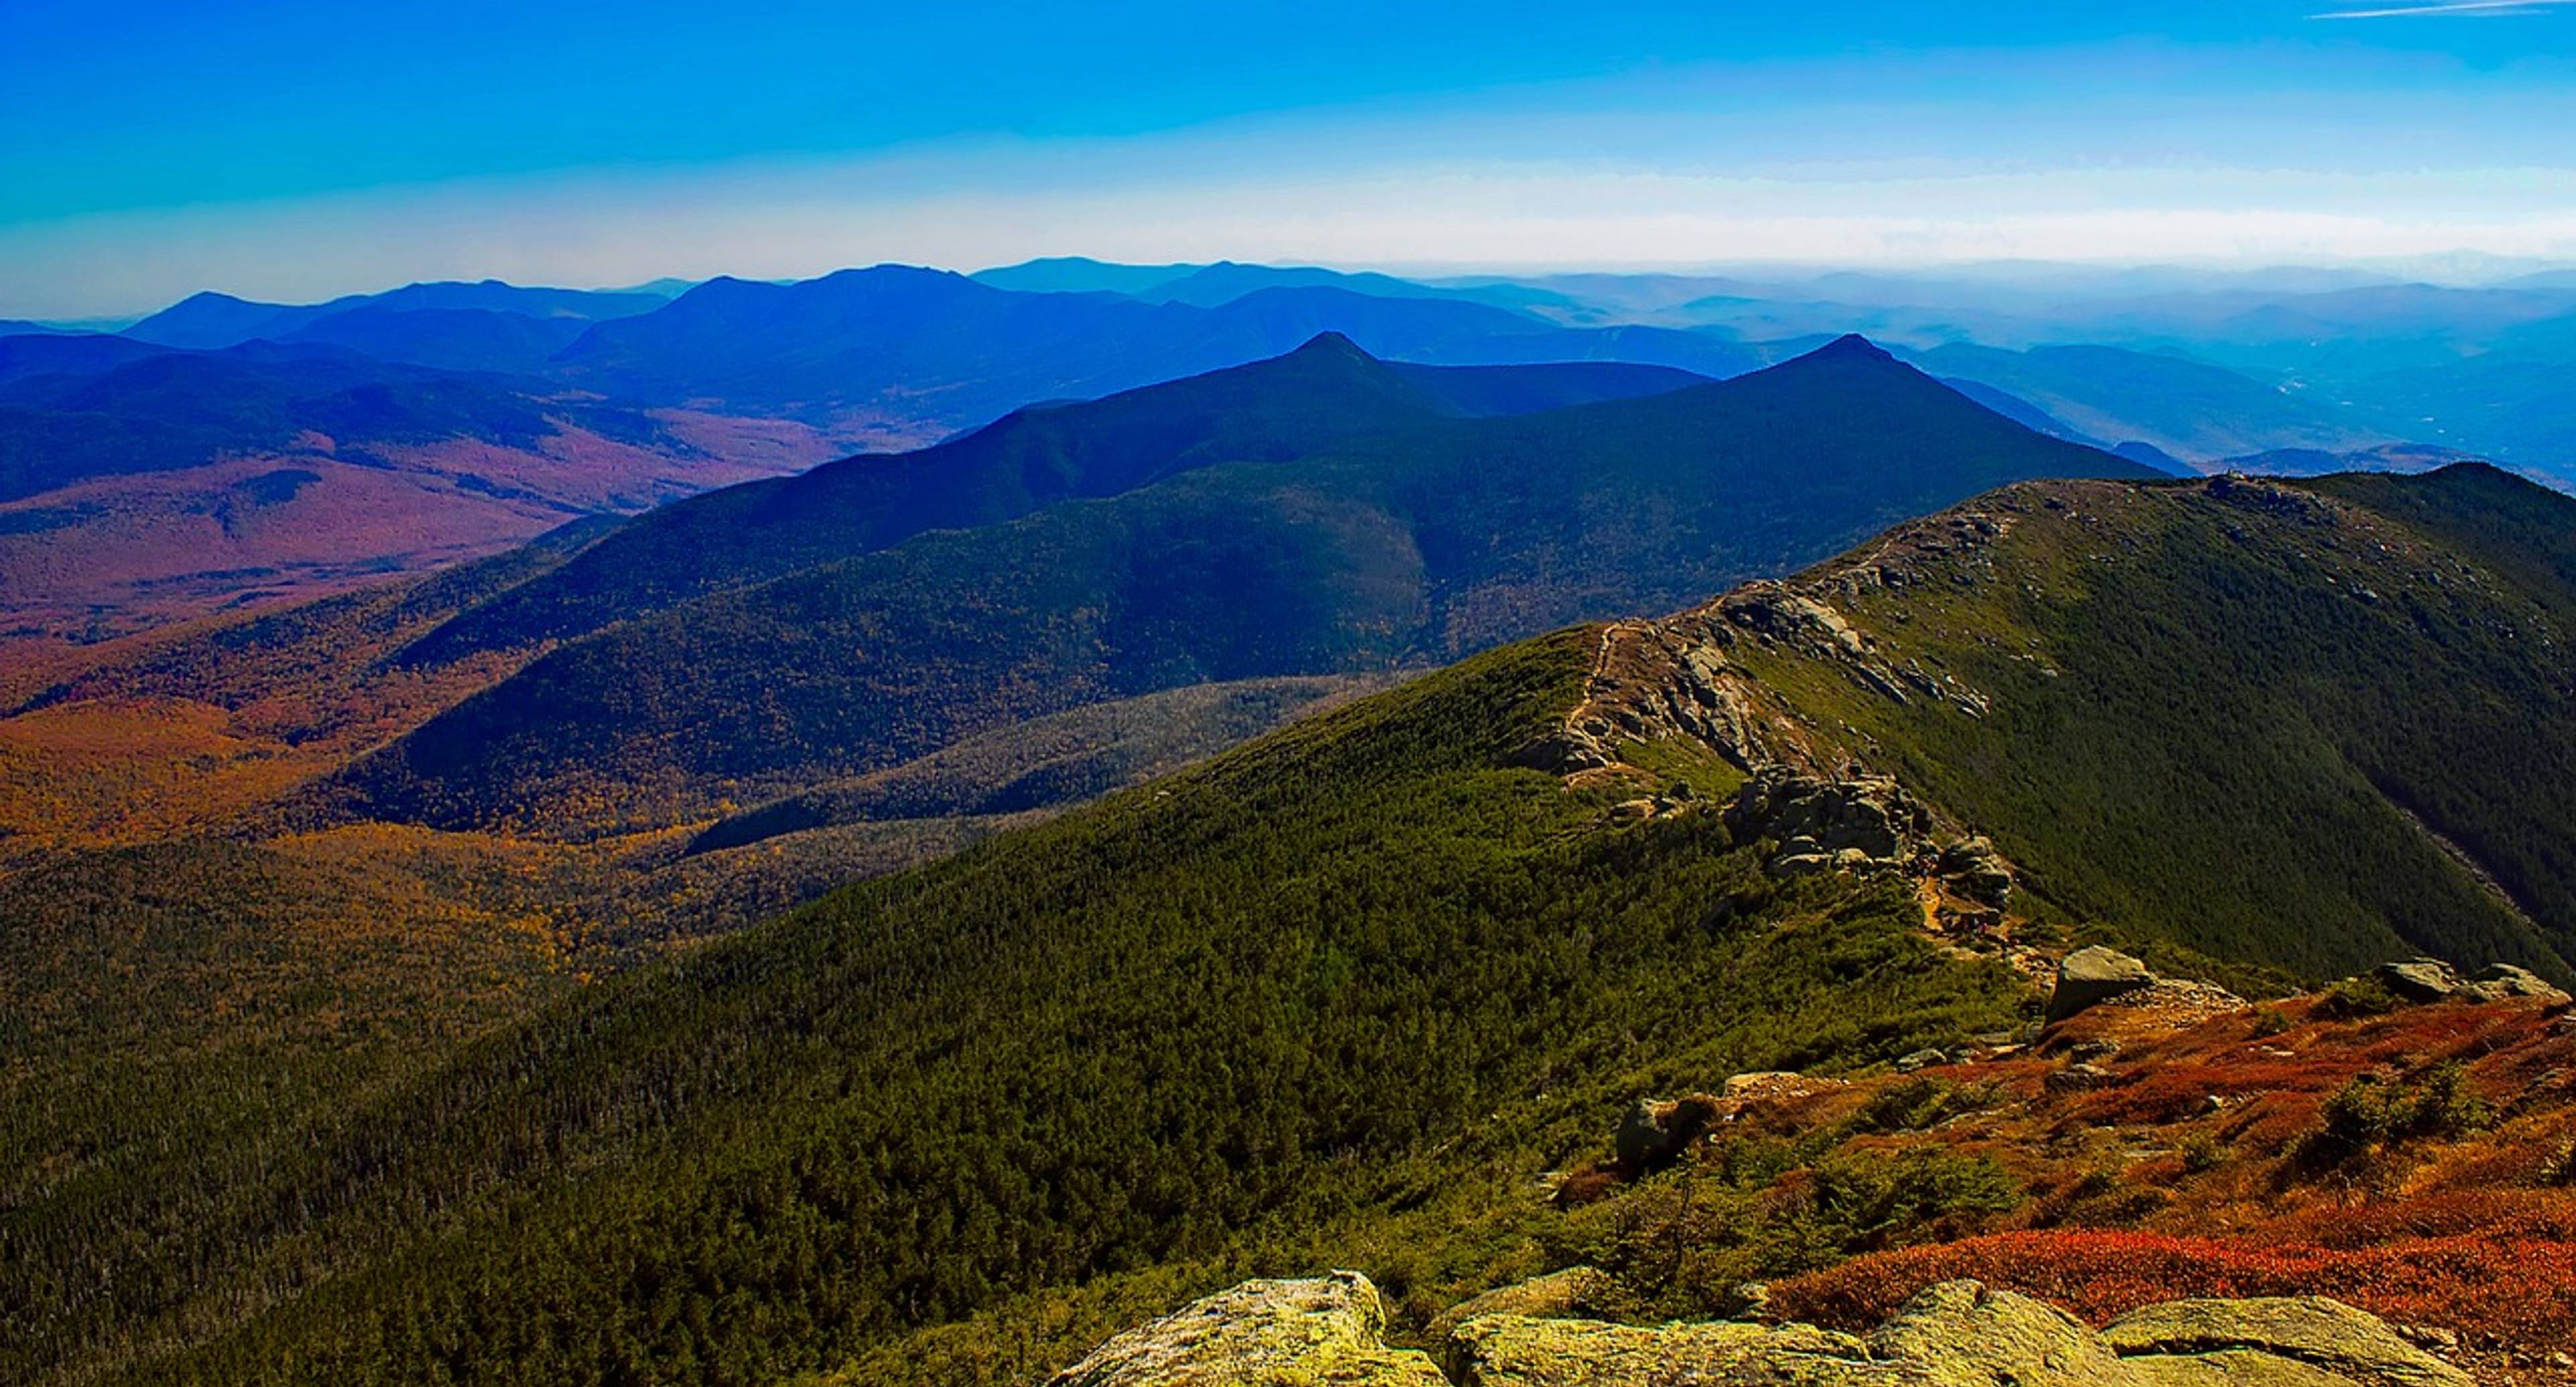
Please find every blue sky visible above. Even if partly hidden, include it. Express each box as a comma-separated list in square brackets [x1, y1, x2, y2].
[4, 0, 2574, 315]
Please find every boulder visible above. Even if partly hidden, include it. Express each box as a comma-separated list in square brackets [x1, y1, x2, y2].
[1046, 1270, 1446, 1387]
[1055, 1276, 2458, 1387]
[2121, 1351, 2361, 1385]
[1452, 1281, 2203, 1386]
[2049, 946, 2156, 1023]
[2373, 960, 2464, 1006]
[2103, 1296, 2470, 1387]
[1424, 1268, 1611, 1350]
[1870, 1280, 2131, 1386]
[1447, 1313, 1894, 1386]
[2045, 1062, 2121, 1095]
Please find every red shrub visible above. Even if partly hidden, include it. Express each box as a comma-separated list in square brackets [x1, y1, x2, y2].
[1770, 1228, 2576, 1351]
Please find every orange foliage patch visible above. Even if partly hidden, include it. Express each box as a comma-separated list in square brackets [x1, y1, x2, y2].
[1771, 1226, 2576, 1352]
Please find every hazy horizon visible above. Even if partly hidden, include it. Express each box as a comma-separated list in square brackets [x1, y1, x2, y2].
[7, 1, 2573, 319]
[17, 248, 2576, 327]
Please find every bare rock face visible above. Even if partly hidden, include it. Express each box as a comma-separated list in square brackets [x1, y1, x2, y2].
[2102, 1298, 2471, 1387]
[2047, 946, 2157, 1023]
[2120, 1351, 2360, 1385]
[1046, 1270, 1446, 1387]
[1450, 1281, 2198, 1385]
[2462, 962, 2570, 1005]
[1937, 836, 2015, 910]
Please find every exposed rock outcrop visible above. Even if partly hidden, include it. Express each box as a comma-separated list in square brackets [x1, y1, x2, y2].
[1868, 1278, 2131, 1385]
[1424, 1268, 1612, 1353]
[1938, 836, 2014, 911]
[2376, 960, 2467, 1005]
[1723, 767, 1935, 877]
[1448, 1312, 1890, 1385]
[1059, 1276, 2463, 1386]
[2102, 1297, 2471, 1387]
[1047, 1270, 1445, 1386]
[2467, 962, 2569, 1003]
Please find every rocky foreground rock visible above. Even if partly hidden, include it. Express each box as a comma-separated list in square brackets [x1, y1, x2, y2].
[1046, 1270, 1445, 1386]
[1049, 1273, 2470, 1387]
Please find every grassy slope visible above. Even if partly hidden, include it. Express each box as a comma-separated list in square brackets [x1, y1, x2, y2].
[11, 630, 2024, 1387]
[1720, 465, 2576, 977]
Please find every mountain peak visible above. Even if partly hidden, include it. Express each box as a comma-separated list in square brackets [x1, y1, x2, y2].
[1288, 330, 1375, 361]
[1804, 333, 1897, 364]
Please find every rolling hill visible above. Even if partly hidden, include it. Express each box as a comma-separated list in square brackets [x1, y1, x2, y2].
[19, 462, 2576, 1387]
[326, 335, 2157, 833]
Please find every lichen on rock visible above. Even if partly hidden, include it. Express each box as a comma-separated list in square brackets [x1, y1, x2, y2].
[2101, 1297, 2471, 1387]
[1055, 1276, 2463, 1387]
[1867, 1280, 2131, 1386]
[1047, 1270, 1446, 1386]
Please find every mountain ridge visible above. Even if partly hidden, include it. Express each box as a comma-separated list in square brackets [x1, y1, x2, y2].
[396, 334, 1708, 664]
[323, 334, 2157, 834]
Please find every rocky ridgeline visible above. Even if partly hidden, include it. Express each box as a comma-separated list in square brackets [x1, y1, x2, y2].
[1049, 1270, 2471, 1386]
[1521, 549, 2027, 924]
[1525, 541, 2006, 795]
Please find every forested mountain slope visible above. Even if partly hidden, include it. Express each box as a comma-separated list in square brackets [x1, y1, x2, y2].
[402, 335, 1699, 661]
[332, 336, 2157, 832]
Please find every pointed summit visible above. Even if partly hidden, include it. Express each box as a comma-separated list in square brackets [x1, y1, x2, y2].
[1287, 330, 1375, 361]
[1803, 333, 1898, 365]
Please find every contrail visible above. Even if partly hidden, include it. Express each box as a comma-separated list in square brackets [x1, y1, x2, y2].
[2312, 0, 2571, 16]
